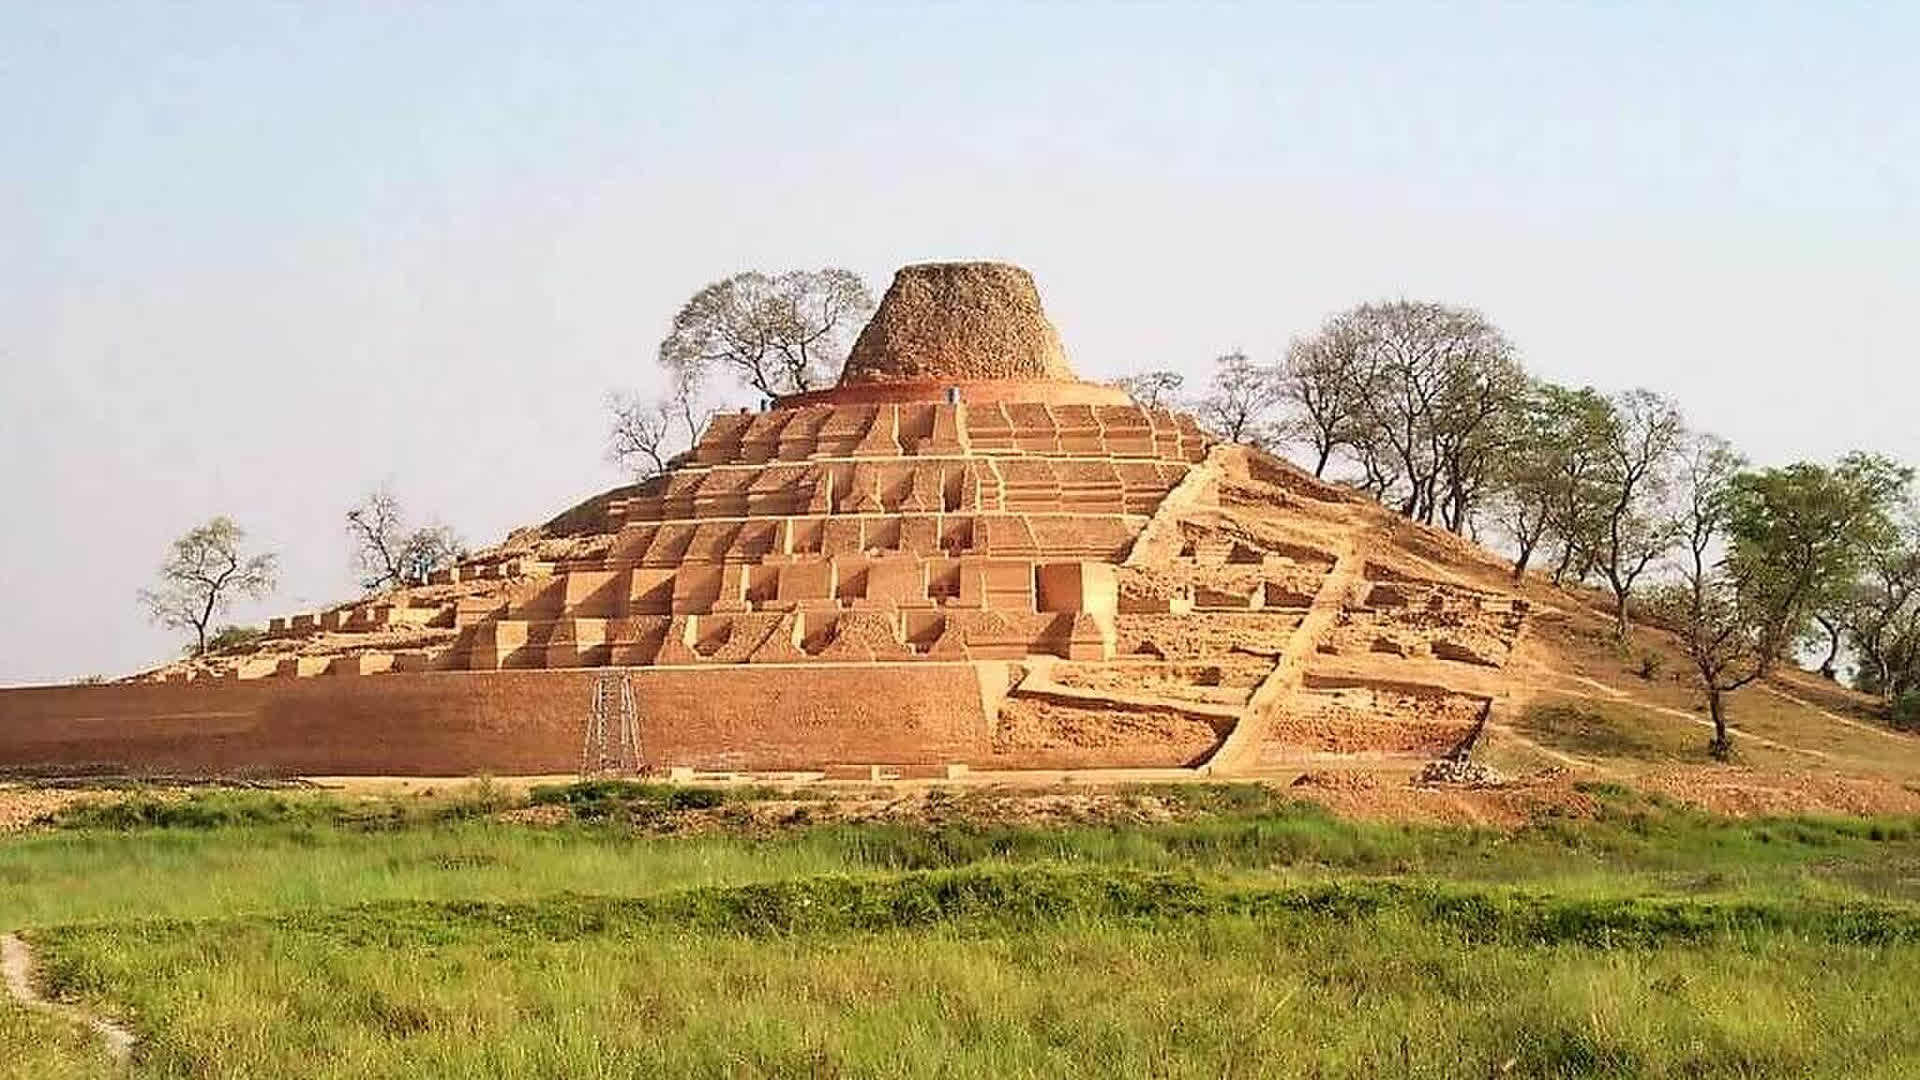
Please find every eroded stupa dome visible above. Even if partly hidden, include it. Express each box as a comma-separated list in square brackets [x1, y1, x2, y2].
[838, 262, 1076, 385]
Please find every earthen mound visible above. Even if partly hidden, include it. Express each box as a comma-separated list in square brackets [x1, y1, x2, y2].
[839, 262, 1075, 385]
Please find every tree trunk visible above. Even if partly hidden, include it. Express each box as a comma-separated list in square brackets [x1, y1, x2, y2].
[1816, 617, 1842, 681]
[1708, 689, 1731, 761]
[195, 592, 217, 656]
[1313, 445, 1332, 478]
[1613, 591, 1631, 641]
[1511, 541, 1536, 582]
[1551, 543, 1575, 588]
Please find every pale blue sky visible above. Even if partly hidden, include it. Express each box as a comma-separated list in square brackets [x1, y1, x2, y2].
[3, 2, 1915, 683]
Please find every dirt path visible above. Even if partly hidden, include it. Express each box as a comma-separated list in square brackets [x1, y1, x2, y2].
[1761, 684, 1913, 744]
[1, 931, 135, 1066]
[1549, 688, 1831, 761]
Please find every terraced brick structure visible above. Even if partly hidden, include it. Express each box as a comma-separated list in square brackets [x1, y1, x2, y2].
[0, 262, 1539, 778]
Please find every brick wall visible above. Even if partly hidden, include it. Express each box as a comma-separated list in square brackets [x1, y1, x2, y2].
[0, 664, 992, 776]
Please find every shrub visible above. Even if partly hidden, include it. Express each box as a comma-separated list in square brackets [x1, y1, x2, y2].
[430, 777, 520, 820]
[668, 787, 725, 811]
[47, 790, 353, 830]
[1636, 650, 1664, 681]
[1891, 691, 1920, 732]
[38, 786, 516, 831]
[205, 624, 265, 652]
[1119, 782, 1295, 817]
[526, 780, 758, 822]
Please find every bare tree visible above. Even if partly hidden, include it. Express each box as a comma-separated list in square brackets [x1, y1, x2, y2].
[347, 490, 463, 592]
[658, 268, 874, 399]
[1673, 432, 1747, 584]
[138, 517, 278, 655]
[1652, 432, 1777, 759]
[1653, 569, 1788, 761]
[1195, 351, 1283, 445]
[1277, 331, 1361, 478]
[608, 384, 700, 480]
[1118, 370, 1186, 410]
[1296, 301, 1520, 531]
[1590, 389, 1687, 638]
[1350, 437, 1403, 503]
[1431, 341, 1527, 533]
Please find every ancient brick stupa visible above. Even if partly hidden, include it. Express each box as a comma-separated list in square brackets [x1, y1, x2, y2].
[1, 262, 1535, 778]
[838, 262, 1079, 388]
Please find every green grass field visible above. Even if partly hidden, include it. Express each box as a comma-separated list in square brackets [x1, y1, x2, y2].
[7, 781, 1920, 1078]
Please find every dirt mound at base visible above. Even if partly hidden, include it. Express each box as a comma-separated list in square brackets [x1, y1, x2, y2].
[1290, 771, 1380, 792]
[1290, 769, 1598, 827]
[0, 786, 88, 832]
[1637, 767, 1920, 818]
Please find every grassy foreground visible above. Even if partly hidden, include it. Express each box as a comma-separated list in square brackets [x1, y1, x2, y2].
[6, 782, 1920, 1078]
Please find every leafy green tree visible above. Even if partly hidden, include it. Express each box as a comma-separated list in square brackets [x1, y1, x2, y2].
[1843, 523, 1920, 700]
[1488, 380, 1615, 581]
[138, 517, 278, 656]
[1436, 352, 1531, 535]
[1727, 452, 1912, 676]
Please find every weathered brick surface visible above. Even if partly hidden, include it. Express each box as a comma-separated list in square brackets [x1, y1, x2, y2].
[841, 263, 1075, 385]
[0, 665, 990, 776]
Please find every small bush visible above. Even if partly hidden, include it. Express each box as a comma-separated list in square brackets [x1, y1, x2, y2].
[1891, 692, 1920, 732]
[527, 780, 763, 822]
[1119, 782, 1295, 817]
[1571, 780, 1633, 800]
[1636, 650, 1664, 681]
[430, 777, 520, 821]
[47, 791, 353, 830]
[39, 784, 521, 831]
[668, 787, 725, 811]
[205, 624, 265, 652]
